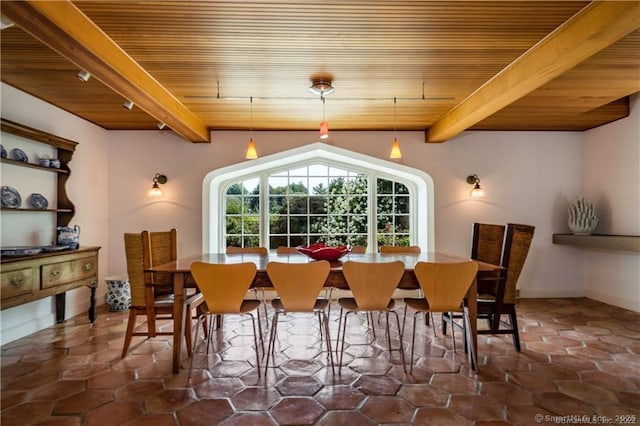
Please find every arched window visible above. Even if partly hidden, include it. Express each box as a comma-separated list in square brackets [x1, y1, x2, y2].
[203, 143, 434, 253]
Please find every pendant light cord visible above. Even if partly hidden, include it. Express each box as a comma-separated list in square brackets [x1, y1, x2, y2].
[394, 97, 397, 135]
[250, 96, 254, 139]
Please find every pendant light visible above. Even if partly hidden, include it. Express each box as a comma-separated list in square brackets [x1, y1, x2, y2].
[319, 96, 329, 139]
[245, 96, 258, 159]
[389, 97, 402, 159]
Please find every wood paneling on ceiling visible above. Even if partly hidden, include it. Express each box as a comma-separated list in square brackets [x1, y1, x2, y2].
[1, 0, 639, 144]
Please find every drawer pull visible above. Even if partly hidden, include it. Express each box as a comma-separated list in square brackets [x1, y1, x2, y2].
[51, 269, 61, 277]
[11, 276, 24, 286]
[84, 263, 93, 271]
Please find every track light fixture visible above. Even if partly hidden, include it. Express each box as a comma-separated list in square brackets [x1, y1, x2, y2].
[123, 100, 134, 110]
[156, 122, 166, 130]
[0, 15, 15, 30]
[76, 70, 91, 82]
[466, 174, 485, 198]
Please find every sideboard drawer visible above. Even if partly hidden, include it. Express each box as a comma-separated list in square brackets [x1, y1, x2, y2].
[41, 254, 98, 289]
[1, 267, 35, 299]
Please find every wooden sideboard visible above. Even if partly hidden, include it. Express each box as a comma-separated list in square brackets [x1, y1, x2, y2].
[1, 246, 100, 323]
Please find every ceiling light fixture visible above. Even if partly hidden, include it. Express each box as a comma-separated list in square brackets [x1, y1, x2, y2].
[76, 70, 91, 82]
[319, 96, 329, 140]
[0, 15, 15, 30]
[147, 173, 167, 198]
[309, 78, 335, 97]
[390, 97, 402, 159]
[245, 96, 258, 159]
[467, 174, 485, 198]
[157, 122, 166, 130]
[123, 100, 134, 110]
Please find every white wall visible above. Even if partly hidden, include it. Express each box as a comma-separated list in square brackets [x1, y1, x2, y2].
[2, 83, 638, 344]
[582, 94, 640, 312]
[106, 127, 585, 301]
[1, 83, 110, 345]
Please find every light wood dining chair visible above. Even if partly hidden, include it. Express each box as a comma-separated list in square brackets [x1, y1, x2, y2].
[188, 261, 262, 377]
[337, 260, 406, 374]
[265, 260, 334, 376]
[404, 261, 478, 373]
[121, 232, 205, 358]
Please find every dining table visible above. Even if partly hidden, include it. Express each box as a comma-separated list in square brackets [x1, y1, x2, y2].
[148, 251, 501, 374]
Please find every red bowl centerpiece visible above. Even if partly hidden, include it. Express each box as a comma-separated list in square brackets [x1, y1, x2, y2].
[296, 243, 351, 261]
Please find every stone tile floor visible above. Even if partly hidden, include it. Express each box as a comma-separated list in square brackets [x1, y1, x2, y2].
[2, 298, 639, 425]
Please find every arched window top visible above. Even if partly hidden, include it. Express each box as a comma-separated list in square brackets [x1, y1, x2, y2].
[203, 143, 434, 253]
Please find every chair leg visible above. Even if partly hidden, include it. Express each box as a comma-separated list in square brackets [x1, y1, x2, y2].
[385, 312, 392, 356]
[188, 313, 207, 377]
[336, 307, 344, 356]
[401, 304, 408, 339]
[256, 302, 265, 353]
[264, 312, 280, 377]
[442, 312, 449, 335]
[390, 310, 407, 373]
[249, 313, 261, 377]
[509, 310, 521, 352]
[450, 314, 456, 353]
[463, 307, 477, 371]
[121, 309, 138, 358]
[409, 312, 418, 374]
[322, 311, 335, 375]
[338, 311, 352, 375]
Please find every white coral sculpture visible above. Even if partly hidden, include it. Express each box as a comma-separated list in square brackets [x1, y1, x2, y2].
[568, 197, 599, 235]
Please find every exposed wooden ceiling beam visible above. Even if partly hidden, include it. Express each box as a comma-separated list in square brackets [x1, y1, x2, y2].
[1, 0, 210, 143]
[426, 0, 640, 143]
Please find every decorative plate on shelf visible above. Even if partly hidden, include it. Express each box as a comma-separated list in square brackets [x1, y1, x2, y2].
[1, 246, 42, 257]
[1, 186, 21, 208]
[296, 243, 351, 261]
[0, 144, 6, 158]
[29, 193, 48, 209]
[41, 245, 71, 253]
[11, 148, 28, 162]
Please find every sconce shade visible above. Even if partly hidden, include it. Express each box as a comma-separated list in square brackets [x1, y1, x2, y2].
[246, 138, 258, 159]
[319, 121, 329, 139]
[147, 173, 167, 198]
[123, 100, 134, 110]
[467, 174, 485, 198]
[390, 137, 402, 159]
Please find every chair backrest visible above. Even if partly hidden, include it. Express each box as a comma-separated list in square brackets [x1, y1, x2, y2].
[414, 261, 479, 313]
[143, 229, 177, 286]
[501, 223, 535, 304]
[266, 261, 330, 311]
[276, 246, 299, 255]
[350, 245, 367, 254]
[342, 261, 405, 310]
[379, 245, 421, 253]
[471, 223, 505, 266]
[124, 232, 147, 308]
[190, 262, 257, 313]
[226, 246, 268, 255]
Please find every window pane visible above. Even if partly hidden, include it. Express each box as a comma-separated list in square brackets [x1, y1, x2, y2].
[243, 216, 260, 234]
[309, 196, 327, 214]
[226, 236, 241, 247]
[243, 236, 260, 247]
[378, 215, 393, 233]
[244, 196, 260, 214]
[289, 216, 307, 233]
[226, 196, 242, 214]
[377, 196, 393, 214]
[396, 215, 410, 232]
[310, 215, 327, 232]
[351, 215, 368, 233]
[290, 235, 308, 247]
[395, 182, 409, 194]
[329, 167, 348, 177]
[289, 167, 307, 177]
[289, 180, 308, 195]
[308, 164, 327, 176]
[226, 216, 241, 234]
[309, 177, 329, 194]
[395, 196, 409, 214]
[269, 195, 286, 213]
[270, 215, 287, 234]
[377, 179, 393, 194]
[289, 196, 308, 214]
[269, 176, 288, 193]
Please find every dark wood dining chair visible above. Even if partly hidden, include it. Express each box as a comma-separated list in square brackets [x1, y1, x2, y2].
[476, 223, 535, 351]
[121, 232, 205, 358]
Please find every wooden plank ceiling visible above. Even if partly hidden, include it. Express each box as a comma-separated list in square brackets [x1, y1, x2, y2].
[1, 0, 639, 144]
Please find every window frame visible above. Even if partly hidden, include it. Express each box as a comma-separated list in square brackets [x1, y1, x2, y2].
[203, 143, 434, 253]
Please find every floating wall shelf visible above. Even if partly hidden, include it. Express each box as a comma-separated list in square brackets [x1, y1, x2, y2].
[553, 234, 640, 253]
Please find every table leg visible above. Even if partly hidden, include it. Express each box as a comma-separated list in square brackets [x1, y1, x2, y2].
[55, 292, 66, 323]
[88, 285, 96, 323]
[172, 272, 186, 374]
[468, 278, 478, 371]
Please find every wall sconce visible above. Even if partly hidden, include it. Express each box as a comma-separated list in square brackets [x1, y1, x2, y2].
[156, 122, 166, 130]
[466, 174, 485, 198]
[123, 100, 134, 110]
[147, 173, 167, 198]
[76, 70, 91, 82]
